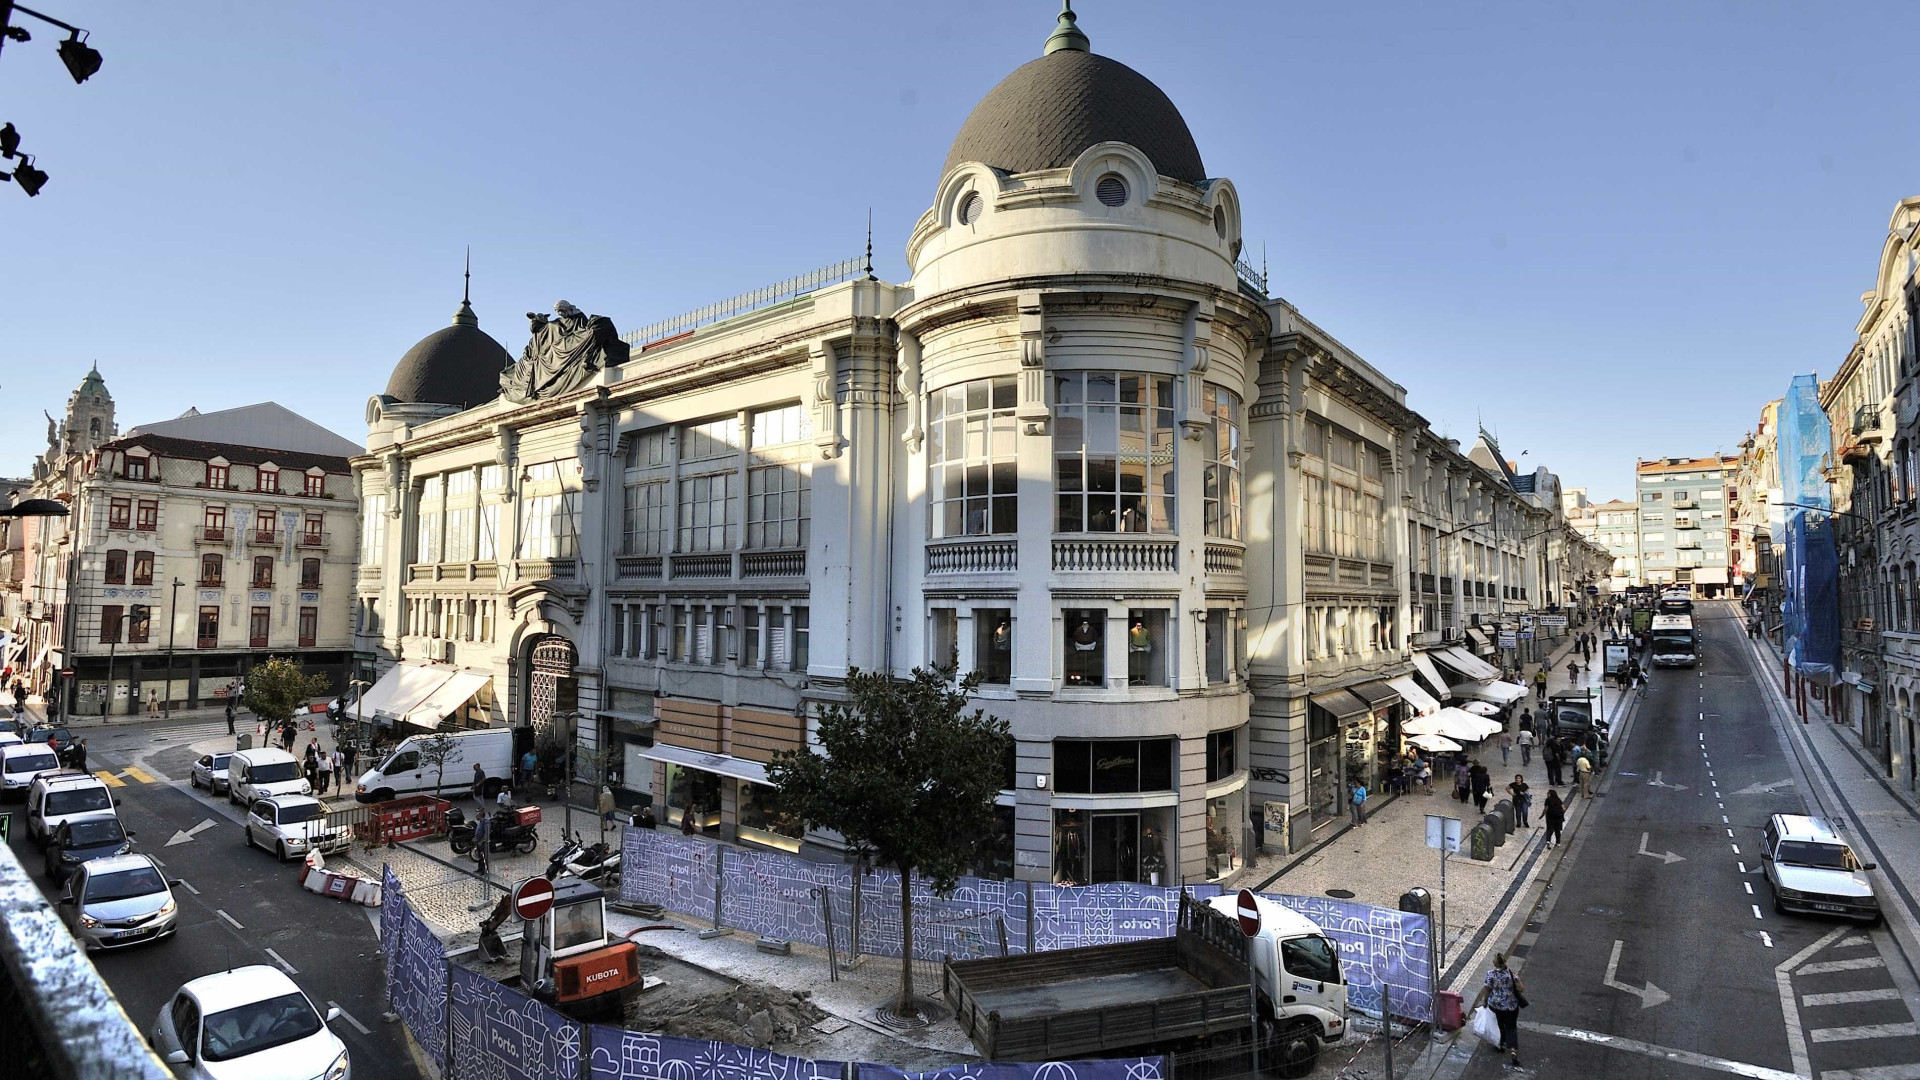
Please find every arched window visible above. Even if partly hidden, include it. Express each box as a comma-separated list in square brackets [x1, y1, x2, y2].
[301, 557, 321, 588]
[200, 553, 222, 586]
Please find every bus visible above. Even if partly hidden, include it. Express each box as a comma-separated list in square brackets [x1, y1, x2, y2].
[1650, 614, 1696, 667]
[1657, 589, 1694, 616]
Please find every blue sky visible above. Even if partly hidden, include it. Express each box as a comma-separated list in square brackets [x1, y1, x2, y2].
[3, 1, 1915, 503]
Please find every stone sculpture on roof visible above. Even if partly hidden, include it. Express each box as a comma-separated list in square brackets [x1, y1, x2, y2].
[498, 300, 630, 404]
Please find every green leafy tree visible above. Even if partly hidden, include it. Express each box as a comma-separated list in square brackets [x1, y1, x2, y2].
[767, 666, 1011, 1014]
[239, 656, 329, 727]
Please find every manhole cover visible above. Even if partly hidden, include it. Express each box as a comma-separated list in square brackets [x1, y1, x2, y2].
[1326, 889, 1356, 899]
[1583, 906, 1622, 917]
[872, 998, 950, 1030]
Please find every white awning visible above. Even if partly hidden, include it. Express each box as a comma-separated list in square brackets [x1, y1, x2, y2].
[1410, 652, 1452, 702]
[638, 742, 770, 785]
[1451, 680, 1528, 705]
[1465, 627, 1492, 650]
[1403, 708, 1501, 742]
[1387, 675, 1441, 717]
[360, 663, 456, 722]
[1436, 646, 1502, 681]
[400, 669, 492, 730]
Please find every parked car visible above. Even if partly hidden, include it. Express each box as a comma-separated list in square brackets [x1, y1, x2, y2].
[0, 730, 21, 748]
[44, 816, 135, 884]
[1762, 814, 1881, 922]
[58, 853, 180, 950]
[150, 965, 350, 1080]
[32, 724, 75, 752]
[23, 771, 117, 846]
[244, 795, 349, 862]
[226, 747, 311, 806]
[189, 752, 235, 795]
[1, 743, 65, 801]
[354, 727, 514, 803]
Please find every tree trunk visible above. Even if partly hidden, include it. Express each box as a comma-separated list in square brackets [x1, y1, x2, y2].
[897, 865, 916, 1015]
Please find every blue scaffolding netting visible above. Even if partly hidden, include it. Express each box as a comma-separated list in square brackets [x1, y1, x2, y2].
[1777, 373, 1839, 683]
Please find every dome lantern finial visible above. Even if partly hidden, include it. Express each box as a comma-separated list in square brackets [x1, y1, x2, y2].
[1043, 0, 1089, 55]
[452, 246, 479, 328]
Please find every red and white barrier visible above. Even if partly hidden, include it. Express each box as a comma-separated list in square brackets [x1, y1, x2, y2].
[299, 851, 382, 907]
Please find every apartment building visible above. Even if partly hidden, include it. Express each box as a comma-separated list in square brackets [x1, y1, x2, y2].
[1635, 456, 1739, 595]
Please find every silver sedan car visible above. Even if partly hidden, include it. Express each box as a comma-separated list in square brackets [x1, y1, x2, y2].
[59, 853, 180, 950]
[189, 751, 234, 795]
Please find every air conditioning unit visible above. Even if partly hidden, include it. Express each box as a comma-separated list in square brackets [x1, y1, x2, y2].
[422, 639, 446, 661]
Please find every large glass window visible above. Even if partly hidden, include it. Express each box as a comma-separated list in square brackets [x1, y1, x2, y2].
[929, 377, 1017, 538]
[677, 474, 733, 552]
[1052, 738, 1175, 793]
[518, 492, 581, 558]
[360, 496, 386, 563]
[1063, 609, 1107, 686]
[1206, 609, 1230, 683]
[622, 480, 670, 555]
[1202, 385, 1241, 539]
[1205, 728, 1238, 782]
[746, 465, 809, 549]
[132, 550, 153, 585]
[1053, 372, 1175, 533]
[930, 608, 958, 671]
[975, 608, 1012, 684]
[1126, 609, 1169, 687]
[750, 403, 811, 448]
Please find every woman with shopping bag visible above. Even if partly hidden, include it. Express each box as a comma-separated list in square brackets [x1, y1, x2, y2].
[1468, 951, 1526, 1066]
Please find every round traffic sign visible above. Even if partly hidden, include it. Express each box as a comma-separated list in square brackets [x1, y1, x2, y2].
[1235, 887, 1260, 937]
[513, 876, 555, 921]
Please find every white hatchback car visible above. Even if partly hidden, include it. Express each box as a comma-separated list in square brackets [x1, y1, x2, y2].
[151, 965, 350, 1080]
[1, 742, 64, 800]
[189, 751, 235, 795]
[244, 795, 350, 862]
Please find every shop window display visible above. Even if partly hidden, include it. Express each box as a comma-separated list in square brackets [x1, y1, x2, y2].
[663, 763, 721, 832]
[975, 609, 1012, 684]
[737, 781, 804, 851]
[1126, 609, 1168, 686]
[1063, 610, 1106, 686]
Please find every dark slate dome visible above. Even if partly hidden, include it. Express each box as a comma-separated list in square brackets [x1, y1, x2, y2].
[942, 8, 1205, 185]
[385, 299, 511, 410]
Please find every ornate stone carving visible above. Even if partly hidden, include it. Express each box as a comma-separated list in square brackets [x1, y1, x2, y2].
[499, 301, 630, 404]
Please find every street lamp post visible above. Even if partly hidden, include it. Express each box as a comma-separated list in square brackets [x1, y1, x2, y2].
[163, 578, 182, 718]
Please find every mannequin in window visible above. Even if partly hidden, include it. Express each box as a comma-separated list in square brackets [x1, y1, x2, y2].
[1128, 617, 1152, 684]
[1072, 619, 1098, 651]
[992, 618, 1011, 653]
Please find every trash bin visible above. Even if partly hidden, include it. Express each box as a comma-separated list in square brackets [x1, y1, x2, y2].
[1483, 811, 1507, 847]
[1436, 989, 1465, 1030]
[1399, 887, 1432, 918]
[1493, 798, 1515, 833]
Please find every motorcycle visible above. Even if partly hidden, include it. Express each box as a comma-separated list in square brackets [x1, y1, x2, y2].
[445, 807, 539, 858]
[545, 831, 621, 886]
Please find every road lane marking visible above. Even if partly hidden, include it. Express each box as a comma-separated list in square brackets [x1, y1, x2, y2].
[1817, 1066, 1920, 1079]
[1804, 989, 1901, 1006]
[1740, 862, 1749, 873]
[1603, 939, 1671, 1008]
[1733, 844, 1741, 854]
[215, 909, 244, 930]
[327, 1001, 372, 1036]
[176, 879, 200, 895]
[1837, 935, 1874, 948]
[1723, 815, 1730, 823]
[1728, 829, 1736, 837]
[166, 819, 217, 847]
[265, 947, 298, 975]
[1760, 932, 1773, 948]
[1745, 882, 1753, 894]
[119, 765, 158, 784]
[1519, 1021, 1799, 1079]
[1752, 905, 1764, 919]
[1799, 957, 1888, 974]
[1809, 1023, 1919, 1042]
[93, 770, 125, 787]
[1778, 925, 1849, 1079]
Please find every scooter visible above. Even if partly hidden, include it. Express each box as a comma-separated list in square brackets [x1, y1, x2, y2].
[445, 807, 539, 857]
[545, 831, 621, 885]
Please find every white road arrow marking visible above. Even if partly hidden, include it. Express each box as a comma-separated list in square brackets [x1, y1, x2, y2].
[1637, 832, 1685, 864]
[1604, 940, 1671, 1009]
[1730, 779, 1794, 796]
[1647, 771, 1689, 791]
[166, 819, 217, 847]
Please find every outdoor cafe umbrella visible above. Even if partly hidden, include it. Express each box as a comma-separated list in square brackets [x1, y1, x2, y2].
[1405, 733, 1463, 753]
[1404, 708, 1501, 742]
[1460, 700, 1503, 718]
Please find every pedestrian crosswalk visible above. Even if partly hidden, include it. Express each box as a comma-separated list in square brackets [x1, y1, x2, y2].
[1790, 929, 1920, 1080]
[92, 766, 159, 787]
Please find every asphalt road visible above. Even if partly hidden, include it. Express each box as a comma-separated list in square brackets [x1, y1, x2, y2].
[1462, 602, 1920, 1079]
[3, 717, 423, 1080]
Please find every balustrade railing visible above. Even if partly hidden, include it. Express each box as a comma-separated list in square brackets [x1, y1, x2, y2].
[926, 538, 1018, 574]
[1051, 538, 1177, 573]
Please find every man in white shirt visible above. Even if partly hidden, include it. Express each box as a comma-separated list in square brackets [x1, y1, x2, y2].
[1516, 728, 1536, 766]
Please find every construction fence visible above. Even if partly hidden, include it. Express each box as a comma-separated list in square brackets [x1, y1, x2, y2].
[617, 829, 1434, 1023]
[381, 867, 1168, 1080]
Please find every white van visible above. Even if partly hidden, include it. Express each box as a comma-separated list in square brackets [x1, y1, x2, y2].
[1, 744, 65, 800]
[226, 747, 312, 806]
[354, 727, 515, 804]
[25, 772, 117, 846]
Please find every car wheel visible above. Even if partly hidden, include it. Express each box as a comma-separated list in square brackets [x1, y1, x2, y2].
[189, 774, 199, 790]
[276, 840, 289, 863]
[43, 853, 56, 878]
[244, 826, 254, 850]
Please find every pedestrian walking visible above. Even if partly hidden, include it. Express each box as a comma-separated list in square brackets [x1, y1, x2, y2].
[330, 747, 345, 795]
[1498, 732, 1512, 766]
[472, 808, 492, 877]
[599, 785, 617, 835]
[1543, 740, 1561, 787]
[342, 742, 357, 778]
[1533, 668, 1549, 702]
[1471, 953, 1526, 1067]
[1508, 774, 1531, 827]
[680, 802, 697, 835]
[1349, 781, 1368, 827]
[1518, 708, 1533, 735]
[1453, 759, 1471, 803]
[146, 688, 160, 715]
[471, 761, 487, 805]
[70, 739, 88, 774]
[520, 748, 537, 789]
[632, 802, 657, 829]
[1471, 762, 1491, 813]
[225, 697, 236, 736]
[1576, 750, 1594, 799]
[1517, 727, 1535, 765]
[1567, 659, 1581, 684]
[1544, 789, 1566, 847]
[315, 749, 332, 797]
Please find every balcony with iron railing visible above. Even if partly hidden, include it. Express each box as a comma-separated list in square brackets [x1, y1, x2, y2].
[194, 525, 227, 544]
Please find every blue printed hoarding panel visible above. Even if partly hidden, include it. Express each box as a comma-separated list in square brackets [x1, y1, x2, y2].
[449, 964, 583, 1080]
[858, 1058, 1165, 1080]
[395, 904, 450, 1063]
[1261, 893, 1432, 1023]
[585, 1025, 844, 1080]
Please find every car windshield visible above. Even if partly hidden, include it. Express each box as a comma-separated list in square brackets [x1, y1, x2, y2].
[1778, 841, 1859, 870]
[45, 788, 112, 816]
[66, 819, 125, 847]
[204, 755, 231, 770]
[86, 865, 166, 903]
[247, 762, 302, 783]
[200, 992, 322, 1062]
[1653, 634, 1691, 648]
[5, 753, 57, 774]
[277, 803, 323, 825]
[1282, 934, 1343, 984]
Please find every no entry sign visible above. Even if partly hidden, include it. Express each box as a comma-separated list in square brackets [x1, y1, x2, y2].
[1235, 887, 1261, 937]
[513, 876, 555, 922]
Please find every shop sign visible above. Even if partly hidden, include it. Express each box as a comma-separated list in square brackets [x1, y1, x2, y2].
[1538, 615, 1568, 628]
[1498, 632, 1518, 649]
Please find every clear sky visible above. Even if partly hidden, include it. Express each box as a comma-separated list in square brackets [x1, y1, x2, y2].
[3, 1, 1916, 503]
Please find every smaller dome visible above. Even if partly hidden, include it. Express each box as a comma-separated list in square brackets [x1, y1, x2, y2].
[385, 299, 511, 410]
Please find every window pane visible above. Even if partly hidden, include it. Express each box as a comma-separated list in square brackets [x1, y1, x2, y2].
[1064, 610, 1106, 687]
[975, 609, 1012, 684]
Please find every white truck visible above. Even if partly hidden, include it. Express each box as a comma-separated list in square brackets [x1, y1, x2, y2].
[353, 727, 515, 803]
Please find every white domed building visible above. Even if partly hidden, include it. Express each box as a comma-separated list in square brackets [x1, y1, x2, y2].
[354, 6, 1582, 880]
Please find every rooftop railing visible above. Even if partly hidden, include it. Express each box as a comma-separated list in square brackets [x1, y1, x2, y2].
[622, 257, 865, 348]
